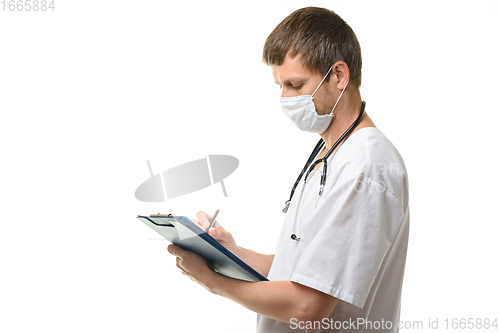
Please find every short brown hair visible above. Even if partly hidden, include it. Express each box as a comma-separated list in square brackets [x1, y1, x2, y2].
[263, 7, 362, 88]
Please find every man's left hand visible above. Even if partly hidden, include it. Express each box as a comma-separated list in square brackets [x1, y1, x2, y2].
[167, 244, 216, 293]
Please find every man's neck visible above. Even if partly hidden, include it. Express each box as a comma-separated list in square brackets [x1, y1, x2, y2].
[320, 89, 374, 151]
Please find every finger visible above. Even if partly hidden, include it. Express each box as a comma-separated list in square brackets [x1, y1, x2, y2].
[177, 262, 188, 275]
[176, 256, 181, 267]
[211, 219, 221, 229]
[196, 211, 210, 229]
[208, 224, 226, 235]
[190, 218, 203, 229]
[176, 256, 188, 274]
[209, 227, 232, 243]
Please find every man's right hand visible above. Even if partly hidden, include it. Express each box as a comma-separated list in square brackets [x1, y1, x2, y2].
[191, 211, 239, 255]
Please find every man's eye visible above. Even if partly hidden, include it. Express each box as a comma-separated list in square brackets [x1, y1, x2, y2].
[292, 84, 303, 89]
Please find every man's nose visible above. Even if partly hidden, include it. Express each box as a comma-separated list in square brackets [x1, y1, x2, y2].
[281, 88, 298, 98]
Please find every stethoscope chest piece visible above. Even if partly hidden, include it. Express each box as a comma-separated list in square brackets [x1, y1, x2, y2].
[282, 201, 291, 213]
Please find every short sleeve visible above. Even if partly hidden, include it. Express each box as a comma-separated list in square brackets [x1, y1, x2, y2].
[290, 173, 404, 308]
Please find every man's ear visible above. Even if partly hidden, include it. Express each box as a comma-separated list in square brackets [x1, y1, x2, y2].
[331, 61, 350, 90]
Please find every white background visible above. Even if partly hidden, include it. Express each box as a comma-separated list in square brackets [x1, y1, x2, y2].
[1, 0, 499, 332]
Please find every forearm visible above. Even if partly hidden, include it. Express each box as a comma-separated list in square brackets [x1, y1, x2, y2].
[236, 247, 274, 278]
[168, 244, 338, 325]
[210, 275, 303, 324]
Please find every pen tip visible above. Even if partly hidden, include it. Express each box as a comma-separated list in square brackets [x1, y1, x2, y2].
[217, 209, 220, 212]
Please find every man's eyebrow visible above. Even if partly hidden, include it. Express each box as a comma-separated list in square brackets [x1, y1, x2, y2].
[274, 76, 306, 86]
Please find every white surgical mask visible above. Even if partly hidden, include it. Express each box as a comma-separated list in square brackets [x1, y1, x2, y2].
[280, 66, 349, 134]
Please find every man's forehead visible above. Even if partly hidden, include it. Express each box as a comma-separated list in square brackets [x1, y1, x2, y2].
[272, 54, 319, 84]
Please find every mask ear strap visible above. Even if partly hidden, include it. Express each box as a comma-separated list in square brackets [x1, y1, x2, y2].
[330, 79, 349, 115]
[311, 66, 333, 97]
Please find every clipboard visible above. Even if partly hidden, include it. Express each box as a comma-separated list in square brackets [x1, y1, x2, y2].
[137, 214, 268, 282]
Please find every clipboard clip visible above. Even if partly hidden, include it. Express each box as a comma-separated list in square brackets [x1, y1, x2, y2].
[150, 213, 173, 217]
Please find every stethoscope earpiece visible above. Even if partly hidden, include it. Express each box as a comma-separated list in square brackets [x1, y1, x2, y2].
[291, 234, 301, 241]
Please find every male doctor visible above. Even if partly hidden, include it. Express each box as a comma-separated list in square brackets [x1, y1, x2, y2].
[168, 7, 409, 333]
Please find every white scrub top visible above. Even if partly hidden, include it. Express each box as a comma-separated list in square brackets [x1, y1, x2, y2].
[257, 127, 409, 333]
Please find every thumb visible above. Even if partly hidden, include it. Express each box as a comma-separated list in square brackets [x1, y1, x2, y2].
[168, 244, 185, 257]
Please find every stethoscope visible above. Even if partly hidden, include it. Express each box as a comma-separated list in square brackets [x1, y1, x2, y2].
[283, 101, 366, 241]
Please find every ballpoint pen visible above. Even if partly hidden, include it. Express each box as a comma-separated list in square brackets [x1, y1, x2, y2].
[205, 209, 219, 232]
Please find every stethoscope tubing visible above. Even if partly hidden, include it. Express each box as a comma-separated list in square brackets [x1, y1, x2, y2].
[304, 101, 366, 184]
[287, 101, 366, 241]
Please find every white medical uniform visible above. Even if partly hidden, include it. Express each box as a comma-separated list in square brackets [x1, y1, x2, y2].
[256, 127, 409, 333]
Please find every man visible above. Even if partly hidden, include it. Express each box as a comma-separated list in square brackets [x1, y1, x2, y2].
[168, 7, 409, 332]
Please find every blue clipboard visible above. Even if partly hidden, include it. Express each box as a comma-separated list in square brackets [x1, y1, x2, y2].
[137, 214, 268, 282]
